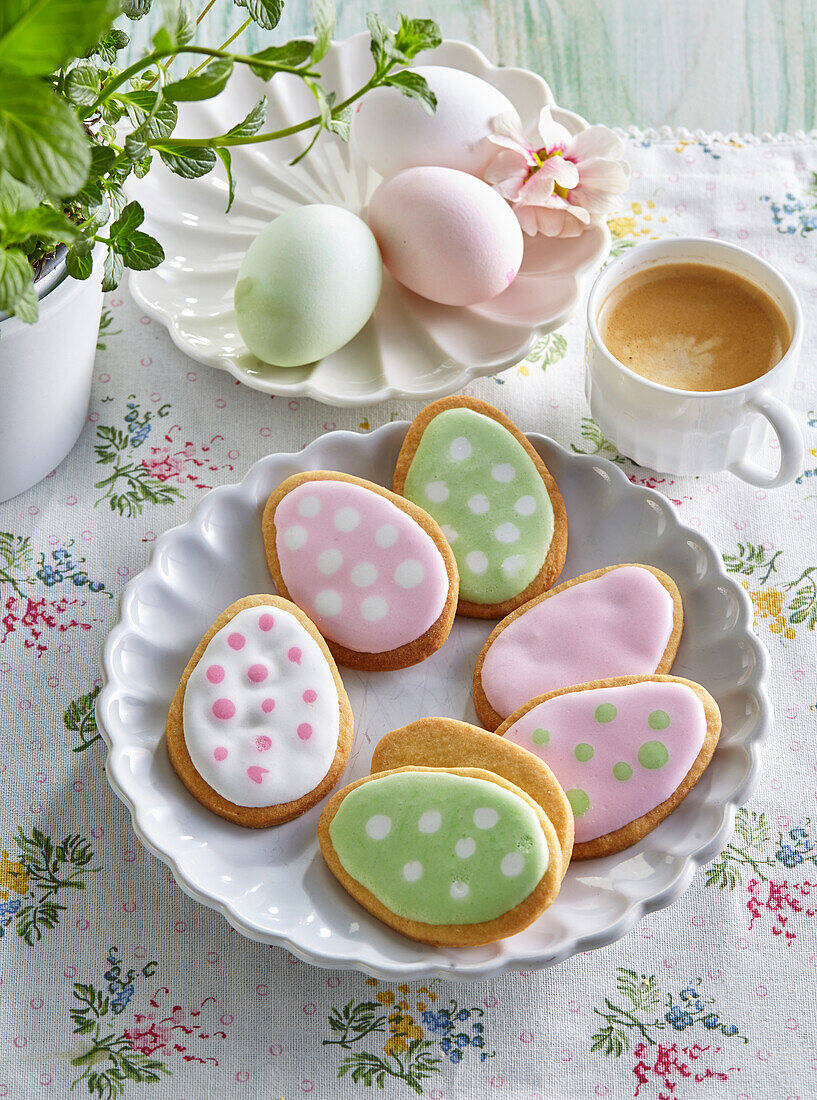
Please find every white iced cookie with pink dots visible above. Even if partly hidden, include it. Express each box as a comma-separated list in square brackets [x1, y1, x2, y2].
[166, 596, 353, 827]
[263, 472, 459, 671]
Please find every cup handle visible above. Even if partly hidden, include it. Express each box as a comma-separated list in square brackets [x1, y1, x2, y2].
[726, 391, 804, 489]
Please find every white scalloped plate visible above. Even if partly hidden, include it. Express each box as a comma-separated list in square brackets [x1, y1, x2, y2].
[97, 424, 768, 980]
[126, 36, 610, 406]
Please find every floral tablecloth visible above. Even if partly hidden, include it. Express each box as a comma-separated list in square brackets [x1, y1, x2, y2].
[1, 129, 816, 1100]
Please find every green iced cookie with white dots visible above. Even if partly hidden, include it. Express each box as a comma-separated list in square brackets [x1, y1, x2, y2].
[393, 396, 568, 618]
[318, 767, 564, 946]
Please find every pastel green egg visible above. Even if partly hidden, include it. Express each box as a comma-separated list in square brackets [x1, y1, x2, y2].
[234, 204, 382, 367]
[329, 771, 549, 925]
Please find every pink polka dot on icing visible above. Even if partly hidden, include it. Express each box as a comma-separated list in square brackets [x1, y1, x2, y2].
[212, 698, 235, 720]
[206, 664, 225, 684]
[213, 747, 228, 762]
[261, 698, 275, 713]
[247, 765, 268, 785]
[288, 647, 302, 665]
[248, 664, 268, 682]
[303, 689, 317, 703]
[258, 613, 274, 631]
[228, 632, 246, 650]
[255, 735, 272, 751]
[297, 723, 313, 740]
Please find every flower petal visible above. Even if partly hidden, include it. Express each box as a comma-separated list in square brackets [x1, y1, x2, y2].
[536, 106, 573, 153]
[569, 124, 626, 162]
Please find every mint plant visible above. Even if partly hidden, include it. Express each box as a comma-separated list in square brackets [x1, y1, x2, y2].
[0, 0, 440, 322]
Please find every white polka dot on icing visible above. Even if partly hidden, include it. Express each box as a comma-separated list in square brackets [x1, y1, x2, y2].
[501, 852, 525, 877]
[374, 523, 398, 549]
[403, 861, 423, 882]
[283, 525, 307, 550]
[501, 554, 525, 575]
[315, 589, 342, 617]
[334, 507, 360, 532]
[394, 559, 424, 588]
[297, 495, 321, 518]
[449, 436, 472, 460]
[450, 881, 470, 900]
[350, 562, 378, 587]
[361, 596, 388, 622]
[425, 481, 449, 503]
[495, 522, 520, 544]
[317, 548, 343, 575]
[465, 550, 488, 575]
[366, 814, 391, 840]
[467, 494, 490, 514]
[492, 463, 515, 483]
[474, 807, 498, 829]
[515, 495, 536, 516]
[455, 837, 476, 858]
[440, 524, 458, 543]
[418, 810, 441, 833]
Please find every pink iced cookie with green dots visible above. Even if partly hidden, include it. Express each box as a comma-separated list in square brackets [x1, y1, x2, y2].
[166, 596, 353, 827]
[496, 675, 721, 859]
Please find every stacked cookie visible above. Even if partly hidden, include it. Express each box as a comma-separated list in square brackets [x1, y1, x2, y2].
[166, 396, 721, 946]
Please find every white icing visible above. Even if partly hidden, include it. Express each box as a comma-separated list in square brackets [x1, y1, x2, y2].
[495, 522, 520, 544]
[501, 852, 525, 877]
[450, 881, 470, 899]
[474, 807, 498, 829]
[366, 814, 391, 839]
[375, 524, 398, 548]
[467, 494, 490, 514]
[283, 525, 308, 550]
[315, 589, 342, 617]
[182, 605, 340, 808]
[297, 495, 321, 518]
[466, 550, 488, 574]
[449, 437, 472, 460]
[501, 555, 525, 575]
[403, 860, 423, 881]
[317, 548, 343, 575]
[425, 481, 449, 503]
[360, 596, 388, 622]
[514, 495, 536, 516]
[334, 506, 360, 532]
[394, 559, 424, 588]
[350, 562, 378, 587]
[491, 463, 515, 483]
[455, 837, 476, 858]
[440, 524, 458, 543]
[418, 810, 442, 834]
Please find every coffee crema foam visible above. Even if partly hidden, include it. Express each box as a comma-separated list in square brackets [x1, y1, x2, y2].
[598, 262, 791, 392]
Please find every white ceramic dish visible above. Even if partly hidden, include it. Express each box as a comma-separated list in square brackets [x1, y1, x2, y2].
[97, 424, 768, 980]
[126, 36, 610, 406]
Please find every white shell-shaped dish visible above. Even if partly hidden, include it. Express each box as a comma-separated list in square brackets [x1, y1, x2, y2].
[126, 36, 610, 405]
[98, 424, 767, 980]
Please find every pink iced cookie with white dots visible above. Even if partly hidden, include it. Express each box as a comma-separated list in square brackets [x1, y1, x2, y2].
[263, 472, 459, 671]
[166, 596, 353, 827]
[496, 675, 721, 860]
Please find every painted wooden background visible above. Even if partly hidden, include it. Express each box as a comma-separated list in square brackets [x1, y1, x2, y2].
[127, 0, 817, 133]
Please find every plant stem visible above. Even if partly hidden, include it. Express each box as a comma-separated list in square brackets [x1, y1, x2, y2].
[186, 16, 252, 77]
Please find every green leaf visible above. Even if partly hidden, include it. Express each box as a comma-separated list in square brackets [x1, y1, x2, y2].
[0, 0, 120, 76]
[394, 16, 442, 60]
[115, 229, 163, 270]
[123, 0, 151, 16]
[108, 200, 144, 239]
[0, 167, 39, 215]
[310, 0, 335, 63]
[65, 244, 92, 279]
[327, 105, 351, 140]
[0, 75, 91, 196]
[157, 144, 216, 178]
[164, 56, 233, 102]
[247, 41, 312, 77]
[64, 65, 101, 106]
[102, 246, 123, 292]
[153, 0, 194, 48]
[0, 244, 38, 321]
[215, 147, 234, 213]
[234, 0, 283, 31]
[384, 70, 436, 114]
[0, 205, 82, 246]
[225, 98, 266, 138]
[125, 91, 178, 140]
[87, 27, 129, 64]
[366, 12, 389, 69]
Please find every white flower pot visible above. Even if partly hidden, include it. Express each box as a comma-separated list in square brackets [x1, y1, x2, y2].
[0, 253, 103, 503]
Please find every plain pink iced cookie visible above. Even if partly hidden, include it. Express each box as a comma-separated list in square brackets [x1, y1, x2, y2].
[502, 680, 707, 845]
[182, 605, 340, 808]
[272, 479, 451, 654]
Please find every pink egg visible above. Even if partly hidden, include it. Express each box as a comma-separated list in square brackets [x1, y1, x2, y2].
[367, 166, 524, 307]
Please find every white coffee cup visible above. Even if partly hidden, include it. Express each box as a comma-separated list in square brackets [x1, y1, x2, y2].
[585, 238, 804, 487]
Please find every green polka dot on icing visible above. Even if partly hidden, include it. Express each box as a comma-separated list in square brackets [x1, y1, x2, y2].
[595, 703, 617, 724]
[612, 761, 633, 781]
[402, 407, 554, 605]
[638, 740, 670, 769]
[566, 788, 590, 816]
[648, 709, 671, 730]
[574, 743, 594, 762]
[531, 727, 550, 745]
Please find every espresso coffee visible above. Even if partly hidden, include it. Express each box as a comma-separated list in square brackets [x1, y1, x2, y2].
[598, 262, 791, 391]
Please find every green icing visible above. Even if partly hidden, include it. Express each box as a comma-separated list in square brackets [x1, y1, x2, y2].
[329, 772, 549, 925]
[566, 788, 590, 816]
[638, 741, 669, 769]
[402, 408, 554, 604]
[648, 709, 671, 730]
[531, 727, 550, 745]
[595, 703, 617, 723]
[574, 743, 594, 762]
[612, 761, 633, 781]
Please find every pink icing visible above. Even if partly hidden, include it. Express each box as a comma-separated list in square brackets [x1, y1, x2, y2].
[275, 480, 449, 653]
[261, 698, 275, 713]
[247, 765, 268, 784]
[481, 567, 675, 719]
[248, 664, 268, 682]
[255, 735, 272, 751]
[303, 689, 317, 703]
[297, 723, 312, 740]
[288, 647, 302, 665]
[213, 747, 228, 762]
[206, 664, 225, 684]
[211, 698, 235, 720]
[504, 681, 707, 844]
[228, 632, 246, 650]
[259, 614, 274, 631]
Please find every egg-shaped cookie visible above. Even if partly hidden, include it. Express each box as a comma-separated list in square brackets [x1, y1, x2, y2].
[497, 675, 720, 859]
[474, 564, 682, 730]
[166, 595, 353, 827]
[371, 717, 573, 876]
[319, 767, 563, 946]
[393, 396, 567, 618]
[263, 472, 458, 671]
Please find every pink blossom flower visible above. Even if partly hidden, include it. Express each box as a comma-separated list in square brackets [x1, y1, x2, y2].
[483, 106, 629, 237]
